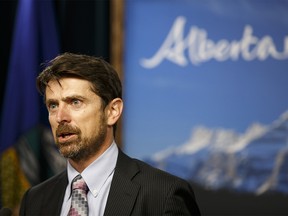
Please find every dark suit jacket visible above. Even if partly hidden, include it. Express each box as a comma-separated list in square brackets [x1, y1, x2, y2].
[20, 149, 201, 215]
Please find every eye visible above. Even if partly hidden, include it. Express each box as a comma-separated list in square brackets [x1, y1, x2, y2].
[47, 102, 58, 111]
[71, 99, 82, 107]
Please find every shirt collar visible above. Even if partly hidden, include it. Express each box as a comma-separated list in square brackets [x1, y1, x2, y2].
[66, 141, 118, 198]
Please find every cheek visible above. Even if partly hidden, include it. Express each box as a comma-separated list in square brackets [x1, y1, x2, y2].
[48, 117, 58, 134]
[79, 114, 103, 135]
[48, 116, 56, 127]
[80, 120, 97, 137]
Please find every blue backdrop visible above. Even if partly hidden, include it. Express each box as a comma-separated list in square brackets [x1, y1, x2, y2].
[123, 0, 288, 195]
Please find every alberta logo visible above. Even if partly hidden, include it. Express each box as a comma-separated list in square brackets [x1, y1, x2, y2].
[140, 16, 288, 68]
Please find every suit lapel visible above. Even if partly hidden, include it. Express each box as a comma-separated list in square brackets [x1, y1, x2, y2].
[40, 171, 68, 215]
[104, 150, 140, 216]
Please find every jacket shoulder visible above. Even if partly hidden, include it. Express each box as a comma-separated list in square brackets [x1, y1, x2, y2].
[29, 170, 67, 194]
[115, 151, 201, 215]
[20, 170, 67, 216]
[118, 150, 194, 193]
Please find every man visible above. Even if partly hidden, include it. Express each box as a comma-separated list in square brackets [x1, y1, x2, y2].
[20, 53, 201, 215]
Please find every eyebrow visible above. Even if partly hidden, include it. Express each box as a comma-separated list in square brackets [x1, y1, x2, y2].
[46, 95, 87, 105]
[45, 98, 57, 106]
[63, 95, 86, 101]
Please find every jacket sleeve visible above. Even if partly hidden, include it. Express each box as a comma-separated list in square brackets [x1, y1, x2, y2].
[163, 179, 201, 216]
[19, 188, 30, 216]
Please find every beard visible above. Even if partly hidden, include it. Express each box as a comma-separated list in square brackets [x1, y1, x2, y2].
[55, 114, 107, 162]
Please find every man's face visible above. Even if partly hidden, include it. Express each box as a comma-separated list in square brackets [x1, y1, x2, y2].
[45, 77, 107, 161]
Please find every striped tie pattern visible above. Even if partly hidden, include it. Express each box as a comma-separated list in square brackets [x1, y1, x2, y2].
[68, 175, 89, 216]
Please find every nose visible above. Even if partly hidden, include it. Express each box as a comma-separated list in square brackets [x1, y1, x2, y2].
[56, 104, 71, 124]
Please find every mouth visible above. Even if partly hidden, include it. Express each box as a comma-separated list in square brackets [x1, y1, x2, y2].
[57, 132, 78, 143]
[56, 124, 80, 144]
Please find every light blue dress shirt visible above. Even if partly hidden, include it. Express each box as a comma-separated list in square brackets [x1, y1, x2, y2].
[60, 142, 118, 216]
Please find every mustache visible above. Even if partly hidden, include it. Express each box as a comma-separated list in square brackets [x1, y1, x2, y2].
[56, 124, 81, 137]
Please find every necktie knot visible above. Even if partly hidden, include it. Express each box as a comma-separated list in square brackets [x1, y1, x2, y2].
[72, 175, 88, 193]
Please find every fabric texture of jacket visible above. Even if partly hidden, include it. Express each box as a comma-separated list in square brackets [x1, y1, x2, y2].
[20, 149, 201, 216]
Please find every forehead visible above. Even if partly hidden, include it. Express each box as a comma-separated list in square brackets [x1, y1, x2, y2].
[45, 77, 94, 98]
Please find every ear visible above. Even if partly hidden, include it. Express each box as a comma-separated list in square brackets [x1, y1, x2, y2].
[106, 98, 123, 126]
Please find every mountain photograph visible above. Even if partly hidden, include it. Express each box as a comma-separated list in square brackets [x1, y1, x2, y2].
[145, 111, 288, 215]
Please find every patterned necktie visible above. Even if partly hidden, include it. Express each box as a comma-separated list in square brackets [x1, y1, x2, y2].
[68, 175, 89, 216]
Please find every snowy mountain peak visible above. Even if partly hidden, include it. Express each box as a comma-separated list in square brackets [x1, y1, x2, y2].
[147, 111, 288, 194]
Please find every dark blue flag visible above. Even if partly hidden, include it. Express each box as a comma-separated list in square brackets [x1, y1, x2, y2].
[0, 0, 63, 210]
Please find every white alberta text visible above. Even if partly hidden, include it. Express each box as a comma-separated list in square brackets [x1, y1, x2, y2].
[140, 16, 288, 68]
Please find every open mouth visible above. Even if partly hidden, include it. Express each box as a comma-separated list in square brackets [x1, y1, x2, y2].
[59, 132, 74, 138]
[56, 124, 80, 144]
[57, 132, 77, 143]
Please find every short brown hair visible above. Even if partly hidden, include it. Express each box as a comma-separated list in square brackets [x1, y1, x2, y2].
[37, 52, 122, 108]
